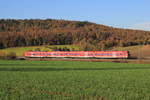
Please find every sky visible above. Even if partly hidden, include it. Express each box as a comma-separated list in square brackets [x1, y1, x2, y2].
[0, 0, 150, 31]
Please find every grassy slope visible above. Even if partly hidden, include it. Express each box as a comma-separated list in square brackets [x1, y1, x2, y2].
[0, 45, 79, 56]
[0, 60, 150, 100]
[112, 45, 150, 58]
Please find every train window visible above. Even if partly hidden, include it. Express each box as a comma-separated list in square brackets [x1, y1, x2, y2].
[47, 53, 51, 55]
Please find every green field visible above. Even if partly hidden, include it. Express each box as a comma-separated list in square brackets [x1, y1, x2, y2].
[0, 60, 150, 100]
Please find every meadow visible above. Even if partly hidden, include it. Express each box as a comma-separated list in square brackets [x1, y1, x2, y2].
[0, 60, 150, 100]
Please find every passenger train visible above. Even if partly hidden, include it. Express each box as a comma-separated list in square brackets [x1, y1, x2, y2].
[24, 51, 129, 59]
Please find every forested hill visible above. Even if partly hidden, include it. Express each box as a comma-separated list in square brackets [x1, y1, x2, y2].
[0, 19, 150, 50]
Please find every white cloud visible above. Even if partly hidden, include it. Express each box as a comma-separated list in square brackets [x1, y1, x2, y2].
[129, 22, 150, 31]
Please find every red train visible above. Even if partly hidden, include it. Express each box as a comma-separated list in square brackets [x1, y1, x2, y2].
[24, 51, 129, 59]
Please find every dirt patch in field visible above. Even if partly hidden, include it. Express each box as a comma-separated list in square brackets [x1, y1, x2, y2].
[128, 45, 150, 59]
[33, 88, 107, 100]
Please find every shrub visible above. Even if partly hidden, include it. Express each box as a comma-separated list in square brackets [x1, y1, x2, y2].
[34, 48, 41, 51]
[6, 52, 17, 59]
[28, 50, 33, 51]
[0, 52, 6, 59]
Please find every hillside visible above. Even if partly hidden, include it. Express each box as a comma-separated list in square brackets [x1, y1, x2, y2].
[113, 45, 150, 59]
[0, 45, 79, 56]
[0, 19, 150, 51]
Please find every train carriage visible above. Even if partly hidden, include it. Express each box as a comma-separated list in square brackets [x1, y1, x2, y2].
[24, 51, 129, 59]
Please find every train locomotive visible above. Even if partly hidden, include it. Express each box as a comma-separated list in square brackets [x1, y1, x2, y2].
[24, 51, 129, 59]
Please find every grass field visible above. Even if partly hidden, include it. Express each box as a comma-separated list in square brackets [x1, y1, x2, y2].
[0, 60, 150, 100]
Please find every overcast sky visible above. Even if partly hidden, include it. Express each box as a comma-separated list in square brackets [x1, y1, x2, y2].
[0, 0, 150, 31]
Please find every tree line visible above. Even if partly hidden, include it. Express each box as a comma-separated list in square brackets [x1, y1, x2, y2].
[0, 19, 150, 50]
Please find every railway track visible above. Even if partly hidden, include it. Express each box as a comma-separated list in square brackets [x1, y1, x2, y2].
[24, 57, 150, 64]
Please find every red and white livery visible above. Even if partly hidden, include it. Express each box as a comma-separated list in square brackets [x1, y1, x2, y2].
[24, 51, 129, 58]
